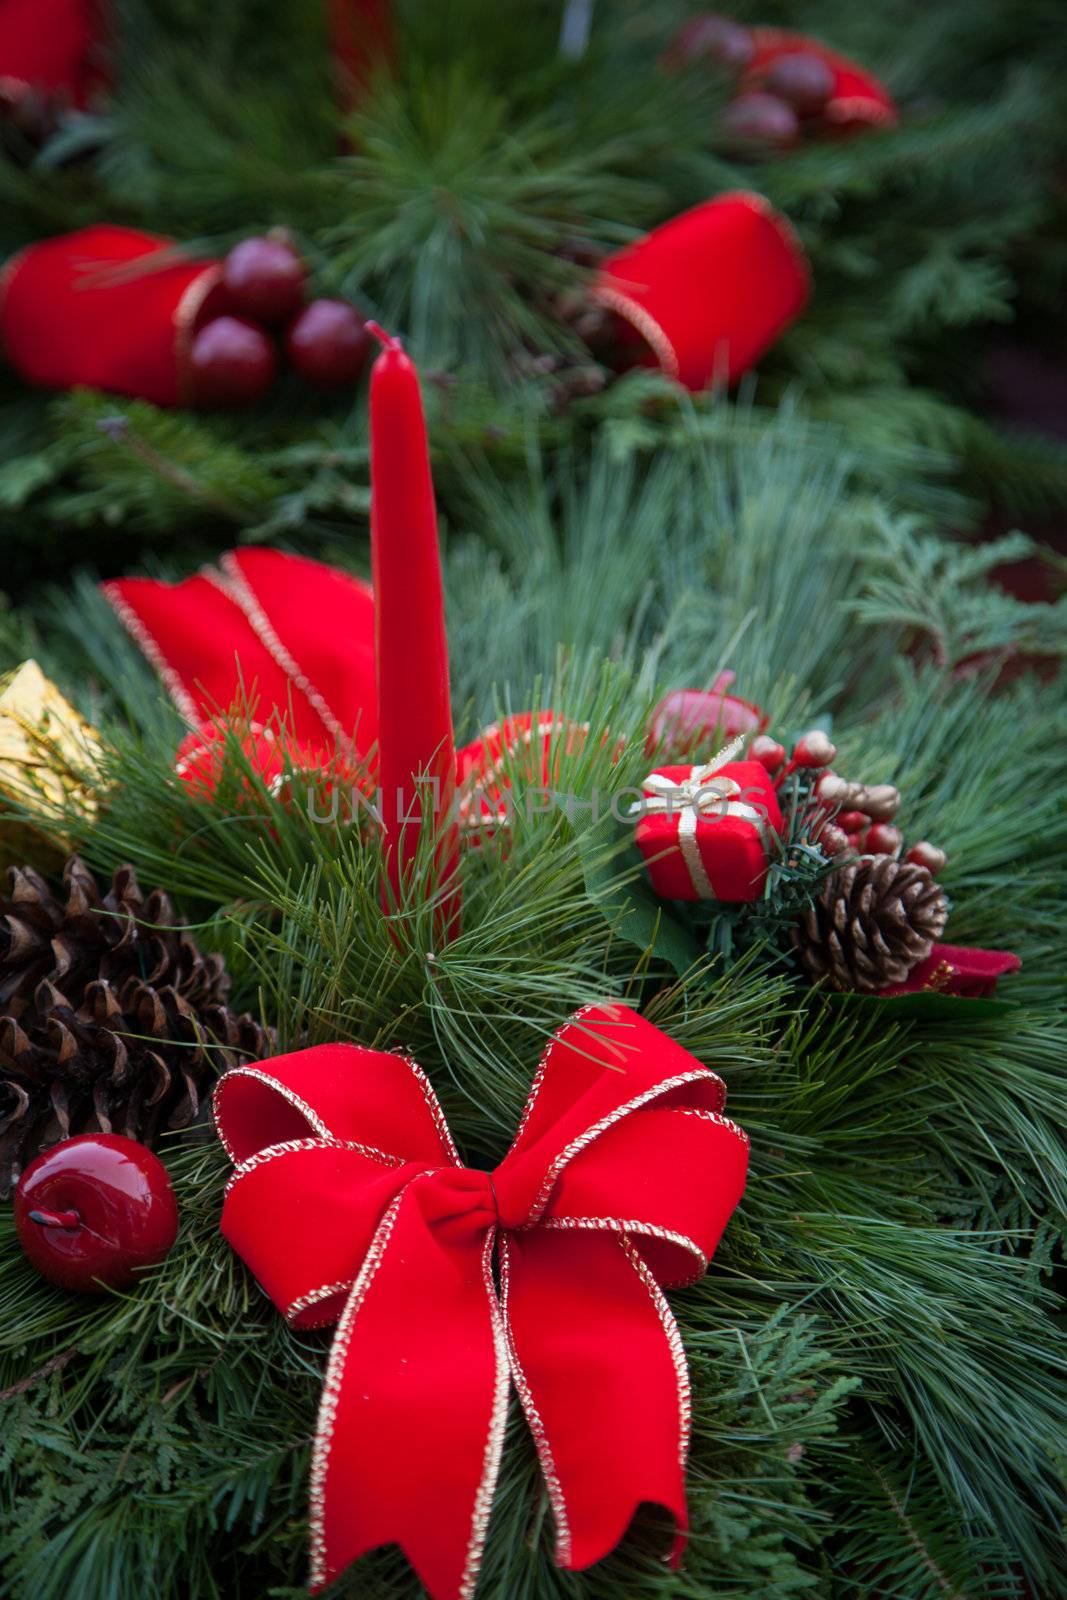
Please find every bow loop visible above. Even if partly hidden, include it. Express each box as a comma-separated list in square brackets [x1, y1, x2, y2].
[540, 1104, 749, 1285]
[221, 1141, 418, 1329]
[215, 1044, 459, 1167]
[494, 1004, 727, 1227]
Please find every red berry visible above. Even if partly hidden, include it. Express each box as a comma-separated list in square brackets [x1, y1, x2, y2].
[814, 772, 847, 807]
[862, 784, 901, 822]
[906, 840, 947, 875]
[188, 316, 277, 407]
[819, 822, 851, 858]
[793, 730, 837, 768]
[764, 51, 835, 116]
[866, 823, 903, 857]
[222, 233, 307, 325]
[286, 299, 369, 389]
[837, 809, 870, 834]
[721, 91, 800, 150]
[667, 14, 756, 72]
[15, 1134, 178, 1293]
[749, 734, 786, 772]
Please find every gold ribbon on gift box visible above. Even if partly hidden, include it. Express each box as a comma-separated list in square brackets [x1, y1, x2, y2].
[0, 660, 103, 855]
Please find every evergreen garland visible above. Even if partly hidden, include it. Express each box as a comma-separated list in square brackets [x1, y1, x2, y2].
[0, 0, 1065, 584]
[0, 3, 1064, 1599]
[2, 417, 1065, 1599]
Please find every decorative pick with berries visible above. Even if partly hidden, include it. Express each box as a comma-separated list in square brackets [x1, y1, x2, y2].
[638, 703, 1018, 1001]
[750, 725, 1018, 999]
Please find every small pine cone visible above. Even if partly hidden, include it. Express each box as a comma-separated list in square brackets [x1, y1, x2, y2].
[0, 856, 271, 1195]
[794, 856, 949, 993]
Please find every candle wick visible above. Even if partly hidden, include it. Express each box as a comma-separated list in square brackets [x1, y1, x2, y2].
[366, 321, 403, 354]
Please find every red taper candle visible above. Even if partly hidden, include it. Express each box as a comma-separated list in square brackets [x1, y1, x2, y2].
[329, 0, 393, 105]
[367, 324, 459, 934]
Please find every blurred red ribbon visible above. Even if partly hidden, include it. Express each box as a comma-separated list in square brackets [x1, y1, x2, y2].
[215, 1003, 749, 1598]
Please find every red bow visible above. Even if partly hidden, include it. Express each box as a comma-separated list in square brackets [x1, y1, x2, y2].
[214, 1003, 749, 1598]
[103, 547, 377, 755]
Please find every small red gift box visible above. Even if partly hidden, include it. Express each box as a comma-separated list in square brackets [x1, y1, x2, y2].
[592, 192, 810, 392]
[0, 224, 226, 405]
[746, 28, 897, 132]
[632, 752, 782, 902]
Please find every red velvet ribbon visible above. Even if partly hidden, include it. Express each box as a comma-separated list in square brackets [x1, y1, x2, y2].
[103, 546, 378, 760]
[746, 28, 898, 131]
[214, 1002, 749, 1598]
[0, 0, 106, 109]
[881, 942, 1020, 998]
[0, 225, 227, 406]
[593, 192, 810, 391]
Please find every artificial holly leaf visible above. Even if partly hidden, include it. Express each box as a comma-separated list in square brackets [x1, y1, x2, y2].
[577, 816, 703, 976]
[830, 989, 1019, 1022]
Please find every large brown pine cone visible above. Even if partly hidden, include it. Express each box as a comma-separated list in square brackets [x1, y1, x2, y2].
[0, 857, 270, 1195]
[794, 855, 949, 993]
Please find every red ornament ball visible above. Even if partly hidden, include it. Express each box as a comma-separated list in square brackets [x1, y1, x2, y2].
[721, 91, 800, 150]
[668, 14, 756, 72]
[764, 51, 836, 117]
[285, 298, 369, 389]
[188, 315, 277, 407]
[222, 233, 308, 324]
[14, 1134, 179, 1293]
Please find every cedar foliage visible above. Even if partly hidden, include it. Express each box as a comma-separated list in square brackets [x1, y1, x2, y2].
[0, 4, 1065, 1600]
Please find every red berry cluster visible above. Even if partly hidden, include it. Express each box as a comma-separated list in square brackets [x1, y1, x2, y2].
[667, 13, 836, 152]
[189, 232, 369, 407]
[749, 730, 947, 876]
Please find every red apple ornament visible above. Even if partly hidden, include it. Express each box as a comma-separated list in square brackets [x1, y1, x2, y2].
[286, 298, 369, 388]
[188, 315, 277, 407]
[648, 680, 769, 753]
[15, 1133, 179, 1293]
[222, 232, 308, 324]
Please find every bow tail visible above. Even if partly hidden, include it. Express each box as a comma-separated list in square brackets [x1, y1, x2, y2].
[500, 1227, 691, 1573]
[311, 1183, 509, 1600]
